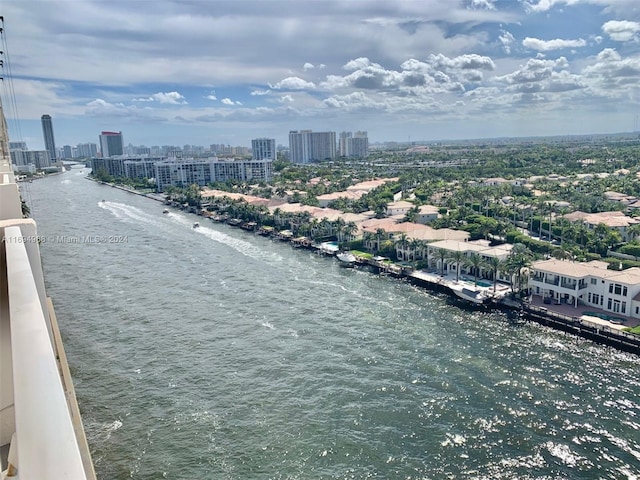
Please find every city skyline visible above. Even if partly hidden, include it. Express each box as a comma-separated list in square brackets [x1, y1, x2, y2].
[2, 1, 640, 150]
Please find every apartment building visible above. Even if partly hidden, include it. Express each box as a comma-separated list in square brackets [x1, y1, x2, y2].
[251, 138, 276, 161]
[154, 158, 273, 191]
[289, 130, 336, 163]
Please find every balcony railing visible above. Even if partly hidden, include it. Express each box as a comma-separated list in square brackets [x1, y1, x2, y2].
[1, 153, 94, 478]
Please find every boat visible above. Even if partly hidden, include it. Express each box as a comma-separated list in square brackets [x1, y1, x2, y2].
[162, 208, 169, 214]
[193, 222, 200, 228]
[450, 284, 487, 305]
[336, 251, 357, 266]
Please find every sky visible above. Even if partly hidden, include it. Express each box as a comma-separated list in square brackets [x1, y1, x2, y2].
[1, 0, 640, 150]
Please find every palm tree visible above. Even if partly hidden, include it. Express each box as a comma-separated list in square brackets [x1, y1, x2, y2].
[362, 231, 374, 251]
[340, 221, 358, 244]
[484, 256, 504, 293]
[272, 207, 282, 226]
[275, 186, 287, 198]
[403, 205, 420, 223]
[467, 252, 483, 286]
[448, 250, 465, 282]
[435, 248, 448, 275]
[397, 233, 409, 260]
[409, 238, 422, 262]
[375, 228, 386, 253]
[505, 244, 532, 295]
[625, 223, 640, 243]
[318, 218, 331, 238]
[332, 216, 346, 237]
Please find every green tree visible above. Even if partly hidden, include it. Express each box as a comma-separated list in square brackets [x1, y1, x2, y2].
[484, 257, 504, 293]
[435, 248, 448, 275]
[467, 253, 483, 286]
[447, 250, 465, 282]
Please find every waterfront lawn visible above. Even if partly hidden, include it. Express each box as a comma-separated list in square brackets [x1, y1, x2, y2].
[623, 325, 640, 335]
[350, 250, 372, 259]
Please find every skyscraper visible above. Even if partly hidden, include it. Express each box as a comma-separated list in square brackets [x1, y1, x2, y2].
[288, 130, 336, 164]
[99, 131, 124, 158]
[338, 131, 369, 158]
[251, 138, 276, 160]
[41, 114, 57, 161]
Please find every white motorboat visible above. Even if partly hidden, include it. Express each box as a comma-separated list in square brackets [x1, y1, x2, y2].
[450, 284, 487, 304]
[193, 222, 200, 229]
[337, 251, 357, 265]
[162, 209, 169, 214]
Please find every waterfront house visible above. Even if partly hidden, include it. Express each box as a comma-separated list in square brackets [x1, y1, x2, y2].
[528, 259, 640, 318]
[426, 239, 512, 282]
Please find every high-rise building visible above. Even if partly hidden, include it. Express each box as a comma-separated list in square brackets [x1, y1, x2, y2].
[41, 114, 57, 161]
[9, 141, 27, 150]
[351, 131, 369, 158]
[61, 145, 73, 159]
[338, 131, 369, 158]
[10, 150, 51, 169]
[76, 142, 98, 158]
[339, 131, 352, 157]
[99, 131, 124, 158]
[153, 157, 273, 191]
[288, 130, 336, 164]
[251, 138, 276, 161]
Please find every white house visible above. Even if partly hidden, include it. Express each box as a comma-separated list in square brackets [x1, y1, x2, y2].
[528, 259, 640, 318]
[386, 200, 414, 217]
[415, 205, 439, 224]
[426, 239, 512, 283]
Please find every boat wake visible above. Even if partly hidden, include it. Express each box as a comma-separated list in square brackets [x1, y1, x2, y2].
[169, 215, 283, 263]
[98, 201, 165, 229]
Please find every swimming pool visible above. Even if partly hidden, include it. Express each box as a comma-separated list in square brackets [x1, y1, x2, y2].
[582, 311, 626, 324]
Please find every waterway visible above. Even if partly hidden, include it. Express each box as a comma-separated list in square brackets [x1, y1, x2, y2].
[24, 168, 640, 479]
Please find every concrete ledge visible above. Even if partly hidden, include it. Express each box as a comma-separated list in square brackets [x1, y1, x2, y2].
[5, 225, 87, 479]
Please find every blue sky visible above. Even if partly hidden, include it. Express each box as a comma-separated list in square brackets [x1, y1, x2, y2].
[1, 0, 640, 150]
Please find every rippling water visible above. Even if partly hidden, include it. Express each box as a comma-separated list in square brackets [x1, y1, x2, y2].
[23, 169, 640, 479]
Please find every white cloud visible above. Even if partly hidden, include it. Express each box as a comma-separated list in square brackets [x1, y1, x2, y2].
[221, 98, 242, 105]
[496, 57, 569, 85]
[269, 76, 316, 90]
[300, 62, 325, 70]
[251, 89, 271, 96]
[84, 98, 166, 122]
[279, 95, 294, 103]
[428, 53, 495, 70]
[583, 48, 640, 81]
[602, 20, 640, 42]
[206, 91, 217, 101]
[499, 30, 516, 54]
[522, 37, 587, 51]
[133, 91, 187, 104]
[343, 57, 380, 71]
[467, 0, 496, 9]
[524, 0, 580, 13]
